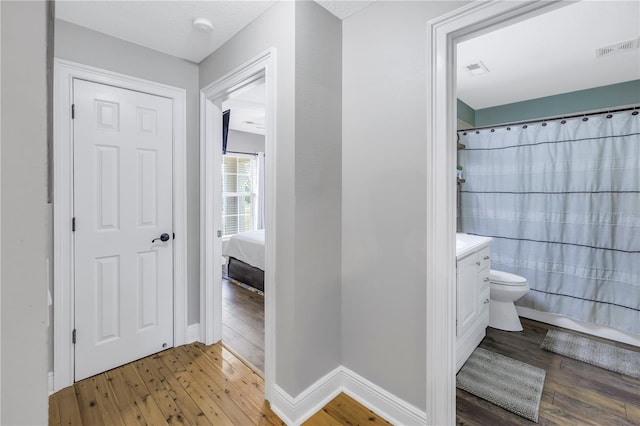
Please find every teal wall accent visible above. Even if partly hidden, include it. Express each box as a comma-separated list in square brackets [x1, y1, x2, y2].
[473, 80, 640, 127]
[457, 98, 475, 126]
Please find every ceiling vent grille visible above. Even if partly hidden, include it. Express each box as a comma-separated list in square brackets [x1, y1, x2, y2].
[466, 61, 489, 76]
[596, 38, 640, 58]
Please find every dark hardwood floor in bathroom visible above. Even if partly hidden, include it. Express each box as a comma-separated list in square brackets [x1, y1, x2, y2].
[457, 318, 640, 425]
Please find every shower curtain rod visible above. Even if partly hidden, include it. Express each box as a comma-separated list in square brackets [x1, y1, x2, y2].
[459, 104, 640, 133]
[225, 150, 259, 156]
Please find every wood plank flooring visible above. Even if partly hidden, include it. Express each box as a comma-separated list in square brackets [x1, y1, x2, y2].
[304, 392, 392, 425]
[457, 318, 640, 425]
[49, 342, 283, 426]
[222, 277, 265, 372]
[49, 342, 388, 426]
[51, 308, 639, 425]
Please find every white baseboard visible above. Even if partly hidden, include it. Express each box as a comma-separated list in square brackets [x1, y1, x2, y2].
[270, 366, 343, 426]
[269, 387, 296, 425]
[269, 366, 426, 426]
[517, 306, 640, 347]
[48, 371, 54, 395]
[186, 323, 201, 344]
[341, 367, 426, 426]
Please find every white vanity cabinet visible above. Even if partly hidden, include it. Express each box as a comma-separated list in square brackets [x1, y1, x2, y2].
[456, 236, 491, 372]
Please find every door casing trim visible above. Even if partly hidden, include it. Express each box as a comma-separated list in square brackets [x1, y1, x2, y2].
[199, 48, 277, 401]
[425, 1, 569, 422]
[53, 58, 188, 391]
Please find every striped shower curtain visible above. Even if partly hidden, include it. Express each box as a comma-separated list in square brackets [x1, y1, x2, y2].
[458, 109, 640, 335]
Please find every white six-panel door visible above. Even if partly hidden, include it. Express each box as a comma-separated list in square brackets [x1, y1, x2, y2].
[73, 79, 174, 380]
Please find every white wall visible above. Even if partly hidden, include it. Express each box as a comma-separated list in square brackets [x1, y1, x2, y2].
[199, 0, 342, 397]
[226, 129, 265, 153]
[342, 0, 467, 410]
[1, 1, 50, 424]
[54, 19, 202, 325]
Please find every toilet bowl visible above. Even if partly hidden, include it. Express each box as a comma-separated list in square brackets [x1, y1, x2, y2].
[489, 269, 529, 331]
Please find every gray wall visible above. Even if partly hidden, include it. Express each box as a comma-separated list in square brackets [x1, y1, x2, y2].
[227, 129, 265, 153]
[200, 0, 342, 397]
[200, 0, 298, 393]
[54, 19, 202, 325]
[293, 0, 342, 396]
[1, 1, 50, 424]
[342, 0, 467, 410]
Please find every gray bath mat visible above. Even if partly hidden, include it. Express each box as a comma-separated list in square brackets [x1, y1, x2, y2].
[541, 329, 640, 379]
[456, 347, 546, 422]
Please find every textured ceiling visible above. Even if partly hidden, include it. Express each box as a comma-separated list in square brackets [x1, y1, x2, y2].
[55, 1, 277, 63]
[55, 1, 378, 132]
[457, 1, 640, 110]
[316, 0, 376, 20]
[55, 1, 376, 64]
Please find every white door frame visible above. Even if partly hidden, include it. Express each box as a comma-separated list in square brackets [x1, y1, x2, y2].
[200, 48, 276, 401]
[53, 59, 188, 392]
[0, 3, 2, 419]
[425, 1, 569, 423]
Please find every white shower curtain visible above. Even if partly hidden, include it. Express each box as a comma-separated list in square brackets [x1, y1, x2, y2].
[458, 109, 640, 334]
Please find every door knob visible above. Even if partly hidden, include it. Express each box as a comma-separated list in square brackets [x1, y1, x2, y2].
[152, 233, 171, 243]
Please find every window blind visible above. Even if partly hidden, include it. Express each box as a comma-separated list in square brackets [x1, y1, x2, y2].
[222, 155, 257, 236]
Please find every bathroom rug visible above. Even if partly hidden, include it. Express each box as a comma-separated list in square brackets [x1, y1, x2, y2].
[541, 329, 640, 379]
[456, 347, 546, 422]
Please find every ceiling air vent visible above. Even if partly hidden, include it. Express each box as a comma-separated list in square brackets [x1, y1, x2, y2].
[596, 37, 640, 58]
[466, 61, 489, 76]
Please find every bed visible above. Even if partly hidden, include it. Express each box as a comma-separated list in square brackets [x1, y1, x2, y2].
[222, 229, 265, 292]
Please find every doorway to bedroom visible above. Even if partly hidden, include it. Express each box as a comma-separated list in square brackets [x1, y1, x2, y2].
[201, 49, 276, 398]
[219, 81, 267, 372]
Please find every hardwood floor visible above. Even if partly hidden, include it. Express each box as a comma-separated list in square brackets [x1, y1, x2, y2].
[50, 309, 638, 425]
[49, 342, 388, 426]
[457, 318, 640, 425]
[222, 277, 265, 372]
[49, 342, 283, 425]
[304, 393, 392, 425]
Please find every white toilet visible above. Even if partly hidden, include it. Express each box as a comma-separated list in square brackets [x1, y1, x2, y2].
[489, 269, 529, 331]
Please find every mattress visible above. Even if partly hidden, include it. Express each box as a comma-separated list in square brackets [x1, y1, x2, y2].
[222, 229, 265, 271]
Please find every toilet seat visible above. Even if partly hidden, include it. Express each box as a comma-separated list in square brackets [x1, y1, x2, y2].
[490, 269, 527, 287]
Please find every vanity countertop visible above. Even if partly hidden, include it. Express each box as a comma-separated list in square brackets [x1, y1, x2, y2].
[456, 233, 492, 259]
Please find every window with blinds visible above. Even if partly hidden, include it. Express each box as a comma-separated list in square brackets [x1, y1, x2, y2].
[222, 154, 257, 237]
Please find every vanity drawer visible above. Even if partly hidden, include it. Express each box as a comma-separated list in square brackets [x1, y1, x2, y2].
[478, 247, 491, 271]
[479, 268, 490, 291]
[479, 287, 490, 318]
